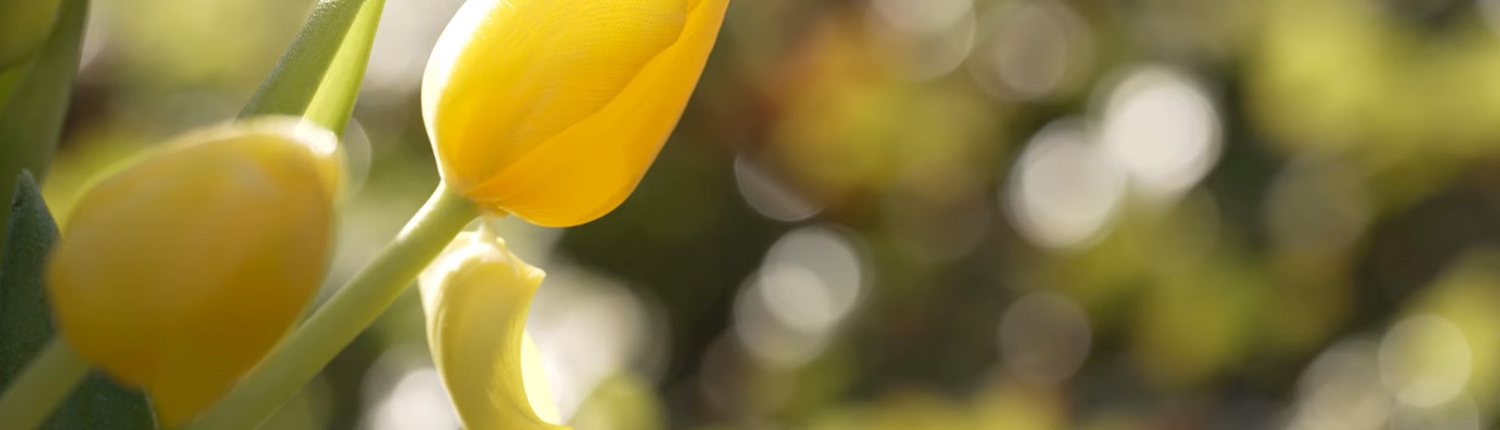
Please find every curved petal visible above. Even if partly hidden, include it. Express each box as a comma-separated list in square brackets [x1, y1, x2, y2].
[418, 230, 567, 430]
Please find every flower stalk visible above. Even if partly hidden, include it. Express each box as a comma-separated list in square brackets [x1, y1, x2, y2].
[0, 339, 90, 430]
[185, 185, 481, 430]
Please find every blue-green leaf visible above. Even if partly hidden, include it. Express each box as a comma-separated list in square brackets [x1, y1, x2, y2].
[0, 172, 57, 386]
[0, 172, 157, 429]
[0, 0, 89, 262]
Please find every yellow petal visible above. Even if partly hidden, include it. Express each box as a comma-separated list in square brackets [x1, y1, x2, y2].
[419, 230, 568, 430]
[46, 118, 341, 425]
[423, 0, 731, 226]
[522, 331, 561, 424]
[424, 0, 687, 192]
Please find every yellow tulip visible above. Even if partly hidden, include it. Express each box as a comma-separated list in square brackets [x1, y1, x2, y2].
[0, 0, 61, 68]
[422, 0, 732, 227]
[419, 229, 566, 430]
[46, 118, 342, 425]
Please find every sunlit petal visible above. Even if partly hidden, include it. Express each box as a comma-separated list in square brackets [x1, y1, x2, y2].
[419, 230, 567, 430]
[423, 0, 731, 226]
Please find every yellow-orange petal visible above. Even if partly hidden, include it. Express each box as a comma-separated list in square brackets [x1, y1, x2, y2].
[423, 0, 731, 226]
[424, 0, 689, 194]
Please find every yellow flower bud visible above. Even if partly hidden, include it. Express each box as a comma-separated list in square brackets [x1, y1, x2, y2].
[419, 230, 566, 430]
[46, 118, 341, 425]
[0, 0, 62, 67]
[422, 0, 732, 227]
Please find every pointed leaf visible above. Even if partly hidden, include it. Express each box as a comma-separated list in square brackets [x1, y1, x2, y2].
[304, 0, 386, 136]
[48, 373, 158, 430]
[0, 172, 58, 383]
[0, 172, 156, 428]
[239, 0, 376, 122]
[0, 0, 88, 261]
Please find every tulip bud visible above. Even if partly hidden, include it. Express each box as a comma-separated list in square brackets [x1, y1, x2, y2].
[419, 230, 565, 430]
[46, 118, 342, 425]
[0, 0, 62, 68]
[422, 0, 731, 227]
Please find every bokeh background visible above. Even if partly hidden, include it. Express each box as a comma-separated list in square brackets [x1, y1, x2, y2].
[36, 0, 1500, 428]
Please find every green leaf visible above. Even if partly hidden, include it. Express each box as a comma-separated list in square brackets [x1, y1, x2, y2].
[0, 0, 89, 262]
[304, 0, 386, 136]
[0, 62, 28, 110]
[238, 0, 377, 123]
[0, 171, 157, 429]
[48, 373, 157, 430]
[0, 172, 57, 385]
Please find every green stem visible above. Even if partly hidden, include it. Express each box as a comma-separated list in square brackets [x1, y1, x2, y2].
[0, 338, 90, 430]
[187, 185, 479, 430]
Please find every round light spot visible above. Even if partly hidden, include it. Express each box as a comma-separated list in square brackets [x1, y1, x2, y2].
[969, 0, 1092, 101]
[1265, 156, 1371, 255]
[1289, 339, 1392, 430]
[1005, 119, 1127, 250]
[1096, 66, 1222, 199]
[1379, 314, 1473, 408]
[733, 287, 834, 369]
[870, 0, 974, 35]
[733, 226, 869, 368]
[527, 269, 658, 422]
[757, 226, 866, 335]
[998, 292, 1092, 385]
[734, 154, 822, 223]
[1388, 395, 1480, 430]
[362, 364, 460, 430]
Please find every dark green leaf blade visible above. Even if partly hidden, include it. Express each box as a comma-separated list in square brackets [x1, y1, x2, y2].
[0, 172, 156, 429]
[49, 373, 157, 430]
[0, 172, 57, 387]
[0, 0, 89, 261]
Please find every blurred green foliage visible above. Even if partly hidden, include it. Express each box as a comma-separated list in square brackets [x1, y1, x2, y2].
[39, 0, 1500, 428]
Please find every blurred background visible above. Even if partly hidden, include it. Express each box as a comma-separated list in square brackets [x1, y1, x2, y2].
[36, 0, 1500, 428]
